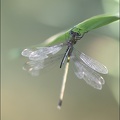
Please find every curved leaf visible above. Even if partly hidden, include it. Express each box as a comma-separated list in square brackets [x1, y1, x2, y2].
[73, 14, 120, 33]
[41, 14, 119, 46]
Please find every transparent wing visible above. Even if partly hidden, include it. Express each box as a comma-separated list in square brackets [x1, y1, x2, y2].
[23, 60, 44, 76]
[72, 56, 105, 90]
[73, 60, 84, 79]
[23, 54, 63, 76]
[21, 43, 64, 61]
[21, 43, 66, 76]
[80, 53, 108, 74]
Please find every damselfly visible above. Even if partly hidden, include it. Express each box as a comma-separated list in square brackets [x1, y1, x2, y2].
[21, 28, 108, 109]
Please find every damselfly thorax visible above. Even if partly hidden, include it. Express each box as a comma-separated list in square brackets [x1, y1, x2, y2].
[60, 29, 85, 68]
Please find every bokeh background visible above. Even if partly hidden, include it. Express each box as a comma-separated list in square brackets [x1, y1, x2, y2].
[1, 0, 119, 120]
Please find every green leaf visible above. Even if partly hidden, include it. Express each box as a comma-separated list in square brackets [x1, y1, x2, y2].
[40, 31, 69, 46]
[41, 14, 119, 46]
[73, 14, 120, 33]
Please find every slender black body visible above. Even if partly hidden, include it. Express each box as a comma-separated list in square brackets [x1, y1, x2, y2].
[58, 29, 86, 109]
[60, 30, 85, 68]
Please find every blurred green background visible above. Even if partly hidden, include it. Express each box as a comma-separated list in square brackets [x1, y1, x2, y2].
[1, 0, 119, 120]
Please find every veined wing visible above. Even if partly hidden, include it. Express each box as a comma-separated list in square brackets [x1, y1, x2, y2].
[73, 59, 84, 79]
[23, 59, 44, 76]
[72, 55, 105, 90]
[21, 43, 64, 61]
[23, 54, 64, 76]
[80, 53, 108, 74]
[21, 43, 65, 76]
